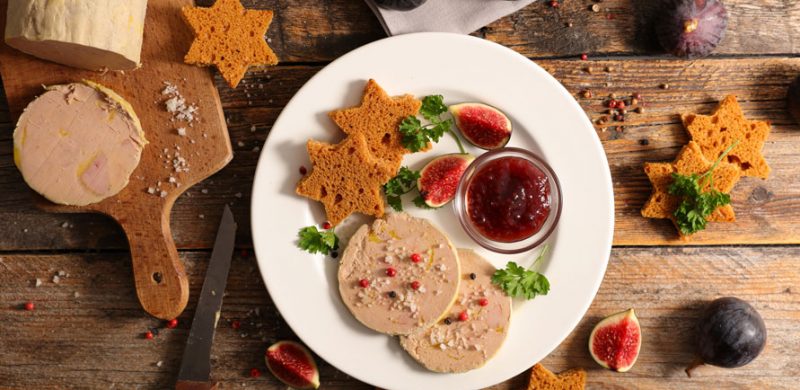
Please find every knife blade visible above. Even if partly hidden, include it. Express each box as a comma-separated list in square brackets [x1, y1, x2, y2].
[176, 205, 237, 390]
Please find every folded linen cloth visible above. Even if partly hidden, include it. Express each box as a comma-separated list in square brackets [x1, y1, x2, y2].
[364, 0, 537, 36]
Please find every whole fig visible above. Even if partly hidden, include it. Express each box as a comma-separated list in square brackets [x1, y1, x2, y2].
[375, 0, 427, 11]
[656, 0, 728, 58]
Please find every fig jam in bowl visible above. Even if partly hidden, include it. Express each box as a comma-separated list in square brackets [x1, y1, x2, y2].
[454, 147, 562, 254]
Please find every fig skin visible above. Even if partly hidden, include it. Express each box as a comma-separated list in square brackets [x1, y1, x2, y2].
[374, 0, 427, 11]
[686, 297, 766, 377]
[417, 153, 474, 208]
[656, 0, 728, 58]
[787, 75, 800, 125]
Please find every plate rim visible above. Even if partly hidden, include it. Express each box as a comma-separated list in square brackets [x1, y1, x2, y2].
[251, 31, 614, 389]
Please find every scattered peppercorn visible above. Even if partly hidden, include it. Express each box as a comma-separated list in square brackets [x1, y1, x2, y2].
[660, 83, 670, 89]
[639, 139, 650, 146]
[144, 331, 154, 340]
[549, 0, 559, 8]
[443, 317, 453, 325]
[614, 114, 625, 122]
[620, 108, 627, 115]
[321, 221, 332, 230]
[386, 267, 397, 277]
[249, 368, 261, 378]
[23, 301, 34, 311]
[410, 253, 422, 263]
[636, 106, 645, 114]
[479, 298, 490, 307]
[633, 92, 643, 100]
[166, 319, 178, 329]
[581, 90, 593, 99]
[410, 281, 421, 290]
[591, 4, 600, 12]
[299, 166, 307, 175]
[580, 53, 588, 61]
[469, 273, 477, 280]
[359, 279, 370, 288]
[605, 66, 613, 73]
[458, 311, 469, 321]
[618, 101, 626, 109]
[388, 291, 397, 299]
[330, 251, 339, 259]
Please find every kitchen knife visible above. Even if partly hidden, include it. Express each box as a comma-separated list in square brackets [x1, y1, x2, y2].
[176, 205, 237, 390]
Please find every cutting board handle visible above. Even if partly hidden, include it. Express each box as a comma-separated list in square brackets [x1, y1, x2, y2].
[118, 204, 189, 320]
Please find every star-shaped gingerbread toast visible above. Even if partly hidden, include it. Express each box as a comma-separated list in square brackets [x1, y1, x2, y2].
[182, 0, 279, 88]
[328, 79, 422, 173]
[682, 95, 771, 179]
[641, 141, 741, 237]
[296, 134, 394, 226]
[527, 364, 586, 390]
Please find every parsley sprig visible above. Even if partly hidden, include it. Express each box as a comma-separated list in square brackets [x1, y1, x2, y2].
[297, 226, 339, 255]
[668, 141, 738, 235]
[383, 167, 420, 211]
[382, 166, 433, 211]
[492, 245, 551, 300]
[399, 95, 466, 154]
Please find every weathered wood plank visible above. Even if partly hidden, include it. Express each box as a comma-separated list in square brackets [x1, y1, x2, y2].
[2, 58, 800, 249]
[485, 0, 800, 59]
[1, 247, 797, 388]
[191, 0, 800, 64]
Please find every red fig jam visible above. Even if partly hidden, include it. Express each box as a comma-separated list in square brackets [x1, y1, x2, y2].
[466, 156, 551, 243]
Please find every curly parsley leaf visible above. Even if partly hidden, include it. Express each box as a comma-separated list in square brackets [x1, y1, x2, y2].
[297, 226, 339, 255]
[383, 167, 420, 211]
[398, 95, 465, 154]
[492, 245, 551, 300]
[420, 95, 448, 121]
[667, 141, 738, 235]
[413, 194, 434, 209]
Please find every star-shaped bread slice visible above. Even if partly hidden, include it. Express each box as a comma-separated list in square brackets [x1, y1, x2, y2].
[296, 134, 394, 226]
[182, 0, 279, 88]
[641, 141, 741, 237]
[682, 95, 771, 179]
[527, 364, 586, 390]
[329, 79, 422, 174]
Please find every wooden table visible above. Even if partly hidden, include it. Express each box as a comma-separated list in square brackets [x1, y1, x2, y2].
[2, 1, 799, 389]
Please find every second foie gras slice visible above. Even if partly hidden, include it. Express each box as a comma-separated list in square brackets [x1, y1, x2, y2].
[399, 249, 512, 373]
[338, 213, 461, 336]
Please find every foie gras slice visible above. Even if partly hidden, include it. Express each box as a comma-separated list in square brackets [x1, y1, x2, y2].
[13, 81, 147, 206]
[4, 0, 148, 70]
[338, 213, 461, 336]
[399, 249, 512, 373]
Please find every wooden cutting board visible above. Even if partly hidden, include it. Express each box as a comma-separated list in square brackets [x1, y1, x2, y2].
[0, 0, 232, 320]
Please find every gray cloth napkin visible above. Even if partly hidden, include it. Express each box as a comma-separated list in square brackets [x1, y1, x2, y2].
[365, 0, 537, 36]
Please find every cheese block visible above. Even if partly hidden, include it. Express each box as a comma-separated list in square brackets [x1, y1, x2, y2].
[13, 81, 147, 206]
[5, 0, 148, 70]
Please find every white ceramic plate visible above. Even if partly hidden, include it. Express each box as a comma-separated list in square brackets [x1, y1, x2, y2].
[251, 33, 613, 390]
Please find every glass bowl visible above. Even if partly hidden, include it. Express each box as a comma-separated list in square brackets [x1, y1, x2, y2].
[453, 147, 562, 254]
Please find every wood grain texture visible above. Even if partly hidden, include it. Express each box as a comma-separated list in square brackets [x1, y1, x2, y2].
[0, 0, 233, 319]
[3, 58, 799, 249]
[0, 247, 797, 389]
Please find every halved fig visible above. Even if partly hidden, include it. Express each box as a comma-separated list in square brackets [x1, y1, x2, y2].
[418, 153, 474, 208]
[589, 308, 642, 372]
[265, 341, 320, 389]
[450, 103, 512, 150]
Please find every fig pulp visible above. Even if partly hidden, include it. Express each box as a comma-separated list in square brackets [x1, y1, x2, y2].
[450, 103, 512, 150]
[787, 75, 800, 125]
[656, 0, 728, 58]
[418, 154, 474, 208]
[686, 297, 766, 377]
[589, 308, 641, 372]
[374, 0, 427, 11]
[265, 341, 320, 389]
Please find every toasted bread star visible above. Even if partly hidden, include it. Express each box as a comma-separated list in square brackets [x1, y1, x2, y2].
[296, 134, 394, 226]
[682, 95, 771, 179]
[641, 141, 741, 237]
[329, 79, 422, 173]
[182, 0, 279, 88]
[527, 364, 586, 390]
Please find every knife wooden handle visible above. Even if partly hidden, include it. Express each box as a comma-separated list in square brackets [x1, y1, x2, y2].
[176, 380, 219, 390]
[118, 202, 189, 320]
